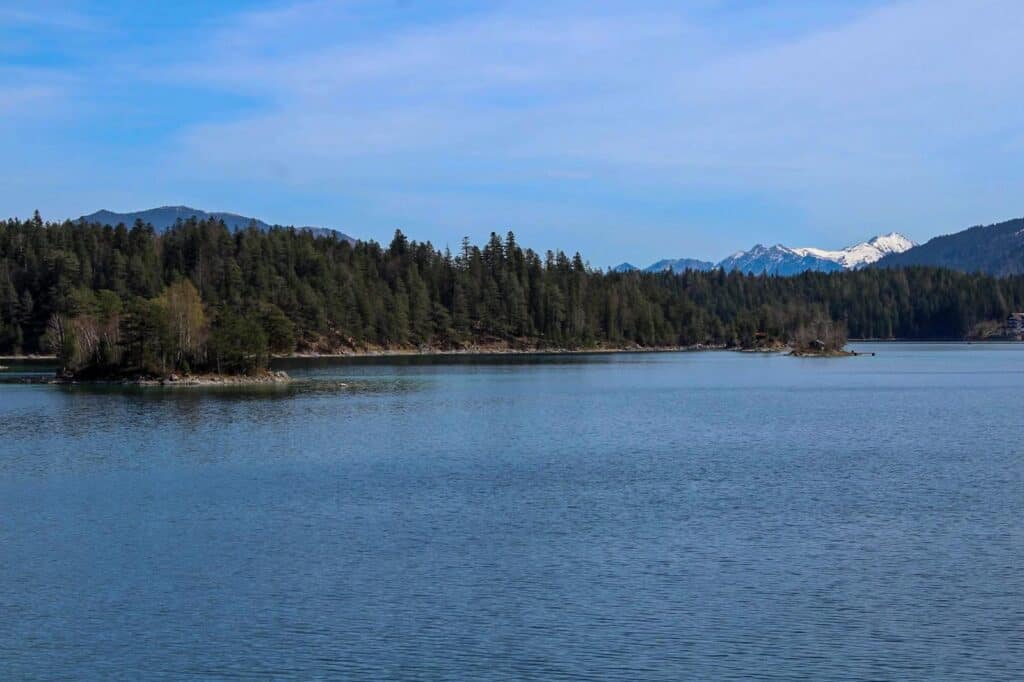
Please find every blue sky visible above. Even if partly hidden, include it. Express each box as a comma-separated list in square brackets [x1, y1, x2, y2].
[2, 0, 1023, 266]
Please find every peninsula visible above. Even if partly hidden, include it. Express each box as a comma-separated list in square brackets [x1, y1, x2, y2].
[2, 215, 1023, 377]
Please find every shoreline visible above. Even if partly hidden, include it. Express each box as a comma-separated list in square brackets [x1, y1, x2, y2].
[5, 338, 1018, 365]
[2, 370, 292, 387]
[1, 345, 726, 367]
[106, 371, 293, 387]
[281, 343, 728, 359]
[6, 337, 1017, 372]
[788, 349, 860, 358]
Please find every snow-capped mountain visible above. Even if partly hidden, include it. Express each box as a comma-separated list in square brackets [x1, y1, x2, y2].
[791, 233, 916, 269]
[619, 232, 916, 276]
[717, 244, 845, 276]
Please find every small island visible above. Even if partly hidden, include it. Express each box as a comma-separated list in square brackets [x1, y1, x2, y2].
[735, 314, 860, 357]
[788, 343, 857, 357]
[43, 280, 292, 385]
[786, 316, 857, 357]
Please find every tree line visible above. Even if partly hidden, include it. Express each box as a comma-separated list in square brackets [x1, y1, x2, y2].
[2, 213, 1024, 375]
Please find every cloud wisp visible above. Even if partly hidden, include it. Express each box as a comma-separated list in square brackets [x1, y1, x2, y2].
[4, 0, 1024, 264]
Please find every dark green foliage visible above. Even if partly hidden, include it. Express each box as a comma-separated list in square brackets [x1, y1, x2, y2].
[2, 216, 1024, 372]
[209, 308, 269, 374]
[120, 297, 171, 374]
[260, 303, 296, 355]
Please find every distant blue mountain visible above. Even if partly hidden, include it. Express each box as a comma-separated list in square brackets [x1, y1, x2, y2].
[613, 258, 714, 273]
[644, 258, 715, 273]
[79, 206, 355, 243]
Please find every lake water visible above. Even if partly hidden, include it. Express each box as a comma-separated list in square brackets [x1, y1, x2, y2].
[1, 344, 1022, 679]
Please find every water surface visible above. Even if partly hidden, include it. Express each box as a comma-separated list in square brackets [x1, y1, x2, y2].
[1, 344, 1022, 679]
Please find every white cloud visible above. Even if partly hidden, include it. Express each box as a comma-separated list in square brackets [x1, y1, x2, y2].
[174, 1, 1024, 178]
[0, 64, 77, 119]
[13, 0, 1024, 258]
[0, 6, 100, 31]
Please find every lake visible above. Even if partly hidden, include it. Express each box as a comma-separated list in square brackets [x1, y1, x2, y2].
[1, 344, 1022, 679]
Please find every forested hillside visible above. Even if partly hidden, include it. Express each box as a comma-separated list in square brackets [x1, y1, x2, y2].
[2, 214, 1023, 375]
[80, 205, 355, 242]
[877, 217, 1024, 275]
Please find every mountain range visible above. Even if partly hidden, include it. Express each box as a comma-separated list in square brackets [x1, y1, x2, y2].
[75, 208, 1024, 277]
[79, 206, 355, 243]
[614, 257, 716, 273]
[616, 232, 916, 276]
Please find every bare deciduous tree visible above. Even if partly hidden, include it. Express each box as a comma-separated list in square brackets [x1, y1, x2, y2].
[160, 279, 207, 368]
[43, 313, 75, 371]
[792, 313, 848, 352]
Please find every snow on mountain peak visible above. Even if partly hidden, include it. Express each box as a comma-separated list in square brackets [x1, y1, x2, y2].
[867, 232, 916, 254]
[792, 232, 915, 269]
[622, 231, 917, 276]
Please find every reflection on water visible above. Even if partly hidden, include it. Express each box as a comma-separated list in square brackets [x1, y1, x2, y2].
[1, 344, 1023, 678]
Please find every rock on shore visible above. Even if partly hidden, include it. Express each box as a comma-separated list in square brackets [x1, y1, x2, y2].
[46, 370, 293, 386]
[147, 370, 292, 386]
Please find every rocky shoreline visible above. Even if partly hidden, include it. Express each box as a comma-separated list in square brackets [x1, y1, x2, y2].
[788, 348, 860, 357]
[0, 342, 872, 375]
[125, 371, 292, 386]
[284, 342, 728, 358]
[7, 370, 294, 386]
